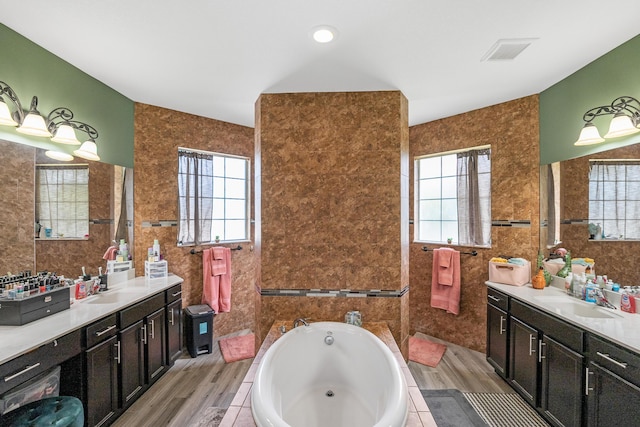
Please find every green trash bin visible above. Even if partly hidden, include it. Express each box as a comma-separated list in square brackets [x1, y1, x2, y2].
[185, 304, 215, 358]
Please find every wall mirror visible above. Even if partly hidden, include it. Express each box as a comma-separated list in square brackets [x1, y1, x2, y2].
[540, 142, 640, 286]
[0, 139, 133, 279]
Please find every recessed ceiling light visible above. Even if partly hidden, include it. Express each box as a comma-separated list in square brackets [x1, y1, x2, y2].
[311, 25, 338, 43]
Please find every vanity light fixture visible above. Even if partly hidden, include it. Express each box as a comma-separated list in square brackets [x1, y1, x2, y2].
[16, 96, 51, 137]
[0, 79, 102, 161]
[0, 81, 22, 126]
[575, 96, 640, 146]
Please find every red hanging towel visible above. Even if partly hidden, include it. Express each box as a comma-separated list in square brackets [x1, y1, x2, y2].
[202, 247, 232, 313]
[430, 248, 461, 315]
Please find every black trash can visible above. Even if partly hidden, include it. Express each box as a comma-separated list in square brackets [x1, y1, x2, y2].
[185, 304, 215, 358]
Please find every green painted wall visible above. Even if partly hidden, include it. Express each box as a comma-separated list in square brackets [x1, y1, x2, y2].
[540, 34, 640, 165]
[0, 24, 134, 167]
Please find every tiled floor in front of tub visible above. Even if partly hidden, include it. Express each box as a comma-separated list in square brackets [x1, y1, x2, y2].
[218, 321, 437, 427]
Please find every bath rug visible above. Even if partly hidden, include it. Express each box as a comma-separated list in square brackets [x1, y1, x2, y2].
[463, 392, 549, 427]
[408, 336, 447, 367]
[420, 389, 488, 427]
[219, 333, 255, 363]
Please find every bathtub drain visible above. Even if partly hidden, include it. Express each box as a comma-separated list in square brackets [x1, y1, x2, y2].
[325, 390, 334, 397]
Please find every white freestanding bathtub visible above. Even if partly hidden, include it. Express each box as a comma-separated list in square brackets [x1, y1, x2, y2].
[251, 321, 408, 427]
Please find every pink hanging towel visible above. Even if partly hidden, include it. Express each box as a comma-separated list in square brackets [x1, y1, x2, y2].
[202, 247, 232, 313]
[430, 248, 461, 315]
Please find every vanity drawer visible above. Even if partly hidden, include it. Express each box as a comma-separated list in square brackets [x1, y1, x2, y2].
[487, 287, 509, 311]
[0, 329, 81, 395]
[588, 335, 640, 387]
[118, 293, 164, 329]
[85, 313, 118, 348]
[165, 284, 182, 304]
[511, 299, 584, 353]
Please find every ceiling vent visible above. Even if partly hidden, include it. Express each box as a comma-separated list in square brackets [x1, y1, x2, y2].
[481, 38, 537, 61]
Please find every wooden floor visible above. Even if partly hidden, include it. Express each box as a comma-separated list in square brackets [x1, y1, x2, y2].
[113, 331, 512, 427]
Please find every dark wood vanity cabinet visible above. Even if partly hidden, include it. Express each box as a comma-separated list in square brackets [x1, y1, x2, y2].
[165, 284, 183, 365]
[85, 335, 119, 427]
[118, 319, 145, 408]
[118, 293, 166, 409]
[1, 281, 183, 427]
[146, 307, 166, 384]
[490, 292, 584, 427]
[486, 288, 509, 378]
[541, 335, 584, 427]
[510, 300, 584, 427]
[586, 335, 640, 427]
[83, 313, 119, 427]
[509, 317, 539, 405]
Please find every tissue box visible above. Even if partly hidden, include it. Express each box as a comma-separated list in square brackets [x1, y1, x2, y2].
[488, 261, 531, 286]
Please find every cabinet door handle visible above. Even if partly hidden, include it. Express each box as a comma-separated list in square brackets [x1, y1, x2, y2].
[95, 325, 117, 337]
[596, 351, 628, 369]
[172, 291, 182, 297]
[4, 363, 41, 382]
[141, 324, 147, 345]
[488, 295, 501, 302]
[150, 319, 155, 340]
[538, 340, 546, 363]
[529, 334, 536, 356]
[585, 367, 594, 395]
[170, 308, 175, 326]
[499, 316, 506, 335]
[114, 341, 121, 364]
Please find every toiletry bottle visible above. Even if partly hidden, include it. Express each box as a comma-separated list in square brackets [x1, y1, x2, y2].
[153, 239, 161, 261]
[620, 291, 636, 313]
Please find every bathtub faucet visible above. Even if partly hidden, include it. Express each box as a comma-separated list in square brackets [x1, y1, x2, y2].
[293, 318, 309, 328]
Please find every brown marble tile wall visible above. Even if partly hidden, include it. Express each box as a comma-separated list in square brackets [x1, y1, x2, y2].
[255, 91, 410, 353]
[34, 151, 113, 279]
[0, 140, 35, 274]
[133, 103, 258, 338]
[559, 143, 640, 286]
[259, 295, 404, 348]
[409, 95, 541, 352]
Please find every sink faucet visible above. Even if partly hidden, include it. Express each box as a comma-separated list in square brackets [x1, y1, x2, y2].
[594, 289, 617, 310]
[293, 318, 309, 328]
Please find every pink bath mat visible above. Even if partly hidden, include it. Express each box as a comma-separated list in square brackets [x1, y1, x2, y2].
[409, 336, 447, 367]
[219, 333, 255, 363]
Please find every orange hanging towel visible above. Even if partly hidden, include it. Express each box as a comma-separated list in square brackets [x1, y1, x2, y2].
[430, 248, 461, 315]
[202, 247, 232, 313]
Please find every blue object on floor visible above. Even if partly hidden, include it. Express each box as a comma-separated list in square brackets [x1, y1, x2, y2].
[1, 396, 84, 427]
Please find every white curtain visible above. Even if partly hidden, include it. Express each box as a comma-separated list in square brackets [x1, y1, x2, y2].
[589, 161, 640, 239]
[457, 148, 491, 246]
[36, 165, 89, 239]
[178, 150, 214, 245]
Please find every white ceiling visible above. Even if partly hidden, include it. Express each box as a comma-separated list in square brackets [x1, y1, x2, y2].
[2, 1, 640, 128]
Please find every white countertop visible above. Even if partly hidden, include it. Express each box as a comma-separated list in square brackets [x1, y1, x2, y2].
[0, 274, 183, 365]
[486, 281, 640, 354]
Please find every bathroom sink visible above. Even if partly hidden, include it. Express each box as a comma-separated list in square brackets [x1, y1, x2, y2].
[533, 295, 621, 319]
[84, 289, 140, 304]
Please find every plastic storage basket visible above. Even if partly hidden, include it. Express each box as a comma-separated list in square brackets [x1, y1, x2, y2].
[145, 260, 168, 279]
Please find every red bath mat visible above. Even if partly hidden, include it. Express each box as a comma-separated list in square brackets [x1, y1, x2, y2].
[219, 333, 255, 363]
[408, 336, 447, 368]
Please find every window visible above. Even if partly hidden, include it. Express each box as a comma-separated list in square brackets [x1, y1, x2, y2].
[589, 160, 640, 240]
[415, 146, 491, 247]
[177, 148, 249, 246]
[36, 164, 89, 238]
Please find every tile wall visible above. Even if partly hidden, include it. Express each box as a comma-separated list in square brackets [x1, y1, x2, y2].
[255, 91, 410, 353]
[0, 140, 35, 274]
[409, 95, 541, 352]
[133, 103, 258, 338]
